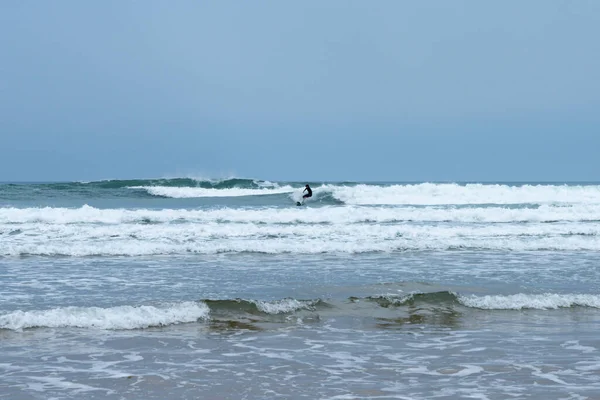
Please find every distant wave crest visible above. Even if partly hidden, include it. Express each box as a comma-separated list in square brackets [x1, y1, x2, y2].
[88, 177, 264, 190]
[132, 185, 295, 198]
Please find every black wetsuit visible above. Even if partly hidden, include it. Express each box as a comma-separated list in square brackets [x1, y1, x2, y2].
[303, 186, 312, 198]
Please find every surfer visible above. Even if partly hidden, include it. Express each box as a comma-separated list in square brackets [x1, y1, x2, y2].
[302, 184, 312, 199]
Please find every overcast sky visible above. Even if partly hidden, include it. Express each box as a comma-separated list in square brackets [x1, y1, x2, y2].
[1, 1, 599, 182]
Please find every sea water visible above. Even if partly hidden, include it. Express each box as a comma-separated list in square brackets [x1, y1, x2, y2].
[1, 179, 600, 399]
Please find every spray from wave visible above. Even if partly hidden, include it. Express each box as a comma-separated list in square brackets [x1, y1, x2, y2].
[133, 185, 296, 198]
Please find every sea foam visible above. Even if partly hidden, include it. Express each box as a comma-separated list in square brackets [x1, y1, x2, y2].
[459, 293, 600, 310]
[1, 205, 600, 255]
[253, 299, 316, 314]
[0, 302, 210, 330]
[325, 183, 600, 205]
[131, 185, 295, 198]
[1, 203, 599, 225]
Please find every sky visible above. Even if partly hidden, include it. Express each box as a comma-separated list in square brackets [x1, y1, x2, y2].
[1, 0, 599, 182]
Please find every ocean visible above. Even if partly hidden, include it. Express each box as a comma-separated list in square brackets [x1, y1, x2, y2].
[1, 179, 600, 399]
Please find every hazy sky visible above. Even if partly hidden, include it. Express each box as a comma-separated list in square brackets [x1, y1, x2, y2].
[1, 1, 599, 182]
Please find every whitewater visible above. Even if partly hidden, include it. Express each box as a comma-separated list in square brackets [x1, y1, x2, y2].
[2, 178, 600, 399]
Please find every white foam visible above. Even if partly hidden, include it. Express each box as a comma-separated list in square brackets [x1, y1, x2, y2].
[324, 183, 600, 205]
[253, 299, 315, 314]
[26, 376, 113, 394]
[576, 362, 600, 371]
[2, 205, 600, 255]
[459, 293, 600, 310]
[561, 341, 596, 353]
[2, 203, 600, 225]
[444, 365, 484, 377]
[2, 218, 600, 255]
[131, 185, 295, 198]
[0, 301, 210, 330]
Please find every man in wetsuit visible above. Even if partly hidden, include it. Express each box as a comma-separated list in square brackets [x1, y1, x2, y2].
[302, 184, 312, 200]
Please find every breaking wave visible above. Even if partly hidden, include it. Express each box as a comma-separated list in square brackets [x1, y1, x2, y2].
[0, 302, 209, 330]
[133, 185, 295, 198]
[323, 183, 600, 206]
[367, 291, 600, 309]
[84, 177, 265, 190]
[2, 203, 600, 255]
[3, 293, 599, 331]
[2, 203, 599, 225]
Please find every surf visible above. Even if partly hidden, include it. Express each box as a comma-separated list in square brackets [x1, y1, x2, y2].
[4, 292, 599, 331]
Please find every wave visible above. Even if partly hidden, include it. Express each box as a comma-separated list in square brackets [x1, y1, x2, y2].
[2, 204, 600, 225]
[3, 224, 600, 255]
[368, 291, 600, 309]
[3, 181, 600, 205]
[458, 293, 600, 310]
[0, 299, 320, 331]
[323, 183, 600, 205]
[0, 302, 209, 330]
[84, 177, 264, 190]
[364, 291, 460, 307]
[3, 293, 599, 331]
[133, 185, 296, 198]
[204, 298, 322, 315]
[108, 182, 600, 203]
[0, 178, 271, 196]
[2, 205, 600, 255]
